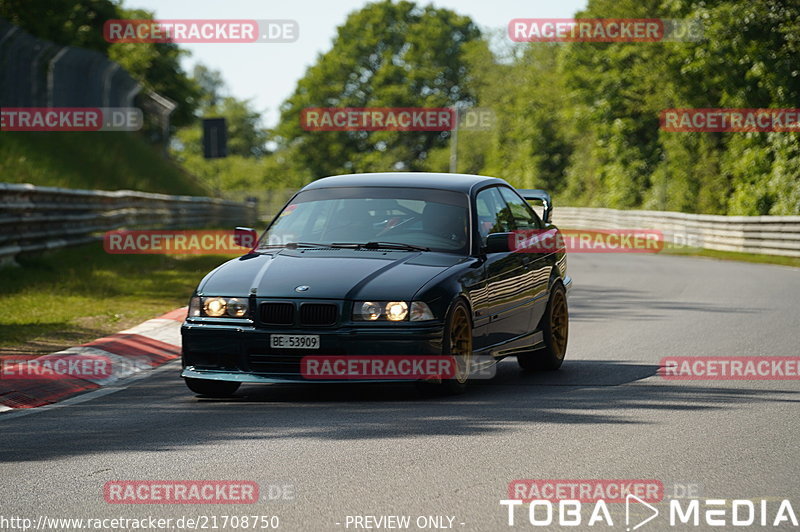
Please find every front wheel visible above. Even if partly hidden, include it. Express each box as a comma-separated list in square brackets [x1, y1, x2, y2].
[518, 282, 569, 371]
[417, 300, 473, 395]
[184, 377, 241, 397]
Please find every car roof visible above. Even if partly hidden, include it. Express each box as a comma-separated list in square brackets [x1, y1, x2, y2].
[300, 172, 509, 194]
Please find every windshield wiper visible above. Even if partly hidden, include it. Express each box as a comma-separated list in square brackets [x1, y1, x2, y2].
[260, 241, 430, 252]
[332, 241, 430, 252]
[258, 242, 337, 249]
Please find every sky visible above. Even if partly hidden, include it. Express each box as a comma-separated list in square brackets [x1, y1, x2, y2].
[129, 0, 588, 127]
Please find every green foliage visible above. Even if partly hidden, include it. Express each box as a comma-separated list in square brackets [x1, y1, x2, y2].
[18, 0, 793, 215]
[272, 0, 481, 178]
[108, 8, 201, 127]
[1, 2, 201, 128]
[263, 0, 798, 215]
[176, 97, 269, 159]
[0, 132, 208, 195]
[0, 0, 118, 53]
[0, 243, 229, 351]
[169, 65, 281, 195]
[428, 0, 799, 215]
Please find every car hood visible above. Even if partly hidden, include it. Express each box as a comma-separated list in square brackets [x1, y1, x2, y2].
[198, 248, 465, 301]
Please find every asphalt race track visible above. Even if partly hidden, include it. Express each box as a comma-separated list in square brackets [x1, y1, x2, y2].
[2, 253, 798, 531]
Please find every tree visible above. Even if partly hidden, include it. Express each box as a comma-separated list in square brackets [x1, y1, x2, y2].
[0, 0, 119, 54]
[108, 8, 201, 127]
[272, 0, 482, 178]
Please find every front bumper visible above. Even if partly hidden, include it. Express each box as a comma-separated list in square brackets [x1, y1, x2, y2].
[181, 321, 445, 383]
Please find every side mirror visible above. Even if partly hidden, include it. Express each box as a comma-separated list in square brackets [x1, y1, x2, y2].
[485, 232, 512, 254]
[233, 227, 258, 250]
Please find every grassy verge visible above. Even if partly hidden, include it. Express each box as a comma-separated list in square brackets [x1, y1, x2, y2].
[0, 132, 209, 195]
[661, 245, 800, 268]
[0, 242, 234, 355]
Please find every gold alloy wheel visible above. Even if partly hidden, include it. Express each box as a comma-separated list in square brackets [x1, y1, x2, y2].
[449, 305, 473, 383]
[549, 287, 568, 359]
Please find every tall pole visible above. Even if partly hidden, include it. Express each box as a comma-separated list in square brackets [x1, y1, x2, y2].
[449, 107, 459, 173]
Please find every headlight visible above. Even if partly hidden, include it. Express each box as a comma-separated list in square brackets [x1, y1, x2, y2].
[385, 301, 408, 321]
[194, 296, 249, 318]
[360, 301, 382, 321]
[353, 301, 434, 322]
[226, 298, 248, 317]
[203, 297, 227, 317]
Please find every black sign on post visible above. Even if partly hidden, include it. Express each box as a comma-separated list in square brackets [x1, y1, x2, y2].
[203, 118, 227, 158]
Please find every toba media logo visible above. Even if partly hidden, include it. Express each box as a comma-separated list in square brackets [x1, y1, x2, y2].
[501, 480, 798, 528]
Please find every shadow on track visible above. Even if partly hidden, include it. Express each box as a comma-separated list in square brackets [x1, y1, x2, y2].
[2, 358, 798, 462]
[568, 287, 762, 322]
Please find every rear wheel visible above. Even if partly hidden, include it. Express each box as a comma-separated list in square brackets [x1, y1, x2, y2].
[184, 377, 240, 397]
[518, 282, 568, 371]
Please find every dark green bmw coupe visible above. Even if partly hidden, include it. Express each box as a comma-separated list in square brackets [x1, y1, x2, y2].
[181, 172, 572, 396]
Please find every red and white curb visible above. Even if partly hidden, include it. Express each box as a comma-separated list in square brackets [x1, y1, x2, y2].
[0, 307, 186, 410]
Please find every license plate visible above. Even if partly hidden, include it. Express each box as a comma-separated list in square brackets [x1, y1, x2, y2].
[270, 334, 319, 350]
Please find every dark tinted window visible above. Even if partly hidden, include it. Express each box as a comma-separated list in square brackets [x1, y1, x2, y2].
[261, 187, 469, 254]
[475, 187, 515, 245]
[499, 186, 542, 230]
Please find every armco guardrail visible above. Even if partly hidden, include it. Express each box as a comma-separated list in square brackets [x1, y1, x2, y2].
[554, 207, 800, 258]
[0, 183, 258, 264]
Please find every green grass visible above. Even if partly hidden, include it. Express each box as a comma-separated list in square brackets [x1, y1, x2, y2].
[0, 131, 210, 195]
[0, 242, 233, 355]
[661, 244, 800, 268]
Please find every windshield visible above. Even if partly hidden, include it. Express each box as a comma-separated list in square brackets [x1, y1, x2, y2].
[259, 186, 470, 254]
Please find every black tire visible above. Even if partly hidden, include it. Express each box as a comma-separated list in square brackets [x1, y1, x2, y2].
[518, 282, 569, 371]
[417, 300, 473, 395]
[184, 377, 240, 397]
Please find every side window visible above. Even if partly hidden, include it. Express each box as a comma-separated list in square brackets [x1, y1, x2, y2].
[475, 187, 515, 245]
[499, 187, 542, 230]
